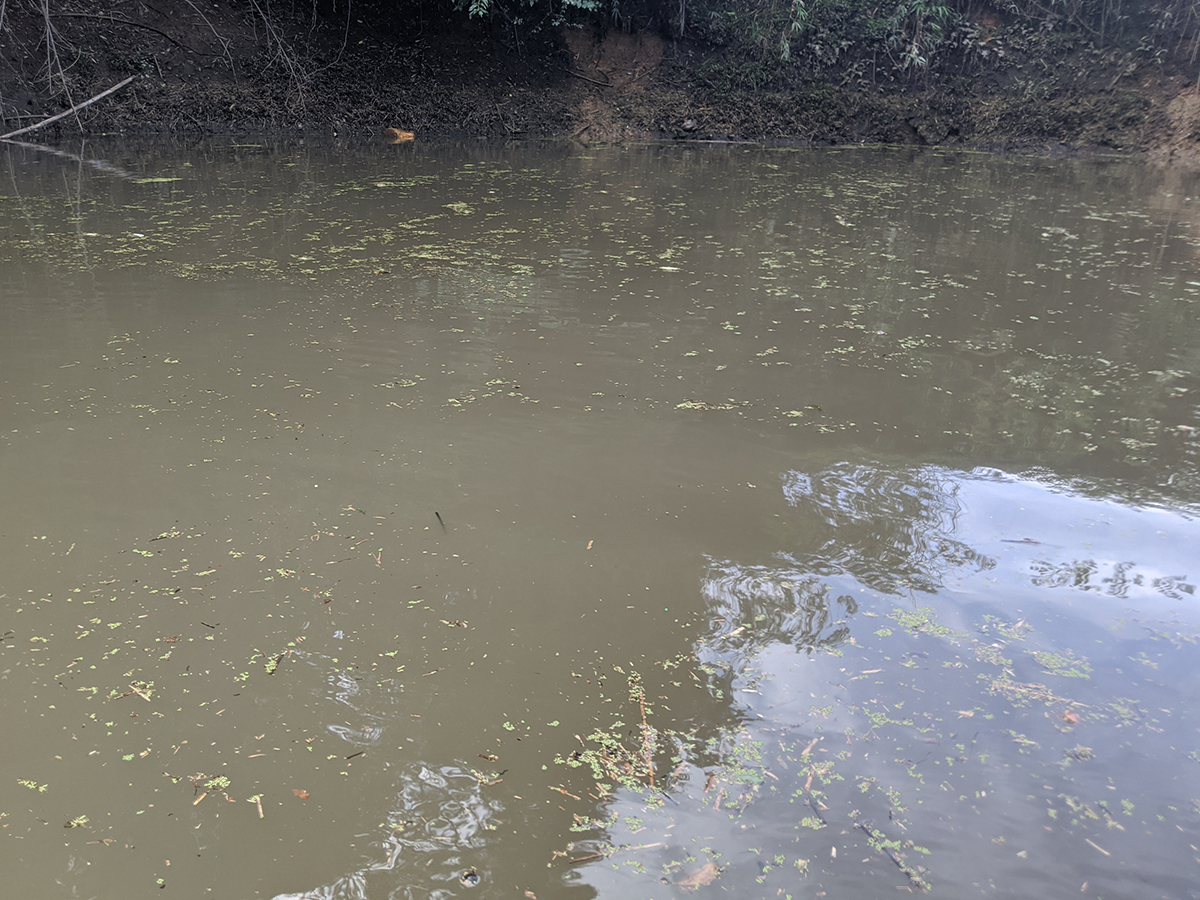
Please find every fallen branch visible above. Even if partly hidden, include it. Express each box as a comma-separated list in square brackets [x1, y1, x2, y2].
[854, 820, 931, 891]
[0, 76, 136, 141]
[563, 67, 612, 87]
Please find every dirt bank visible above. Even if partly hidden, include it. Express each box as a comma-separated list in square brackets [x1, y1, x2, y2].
[2, 0, 1198, 156]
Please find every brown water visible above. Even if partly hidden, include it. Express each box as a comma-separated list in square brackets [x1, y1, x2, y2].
[2, 139, 1200, 900]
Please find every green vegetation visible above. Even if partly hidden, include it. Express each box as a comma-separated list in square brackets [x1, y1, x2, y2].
[448, 0, 1200, 76]
[131, 0, 1197, 89]
[1030, 649, 1093, 679]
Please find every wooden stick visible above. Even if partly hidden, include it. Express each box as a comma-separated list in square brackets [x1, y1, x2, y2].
[563, 67, 611, 87]
[567, 852, 605, 865]
[0, 76, 136, 141]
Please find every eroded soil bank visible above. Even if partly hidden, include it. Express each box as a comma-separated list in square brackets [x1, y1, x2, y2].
[1, 0, 1199, 155]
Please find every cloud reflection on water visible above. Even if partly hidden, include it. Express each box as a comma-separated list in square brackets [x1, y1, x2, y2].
[575, 462, 1200, 898]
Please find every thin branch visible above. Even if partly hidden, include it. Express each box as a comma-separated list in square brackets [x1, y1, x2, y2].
[0, 75, 136, 140]
[312, 0, 353, 75]
[563, 67, 611, 87]
[248, 0, 309, 105]
[51, 13, 214, 54]
[181, 0, 237, 73]
[41, 0, 74, 109]
[335, 0, 352, 66]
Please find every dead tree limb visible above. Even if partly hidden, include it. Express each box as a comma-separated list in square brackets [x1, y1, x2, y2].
[0, 76, 136, 141]
[563, 67, 612, 87]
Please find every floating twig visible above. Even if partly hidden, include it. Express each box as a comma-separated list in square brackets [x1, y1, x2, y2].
[854, 820, 930, 891]
[806, 797, 828, 826]
[630, 673, 656, 788]
[568, 852, 606, 865]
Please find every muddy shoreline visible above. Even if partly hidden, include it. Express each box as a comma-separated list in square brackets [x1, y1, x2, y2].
[2, 2, 1199, 158]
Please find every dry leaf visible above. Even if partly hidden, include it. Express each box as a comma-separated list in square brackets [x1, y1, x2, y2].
[292, 789, 310, 800]
[675, 862, 719, 890]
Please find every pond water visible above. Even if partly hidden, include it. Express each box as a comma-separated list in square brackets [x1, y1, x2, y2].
[2, 139, 1200, 900]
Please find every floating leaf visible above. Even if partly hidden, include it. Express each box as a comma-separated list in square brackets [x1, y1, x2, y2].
[675, 862, 719, 890]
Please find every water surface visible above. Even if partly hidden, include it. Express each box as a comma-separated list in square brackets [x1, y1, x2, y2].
[2, 140, 1200, 900]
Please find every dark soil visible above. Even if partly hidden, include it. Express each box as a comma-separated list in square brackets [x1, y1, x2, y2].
[2, 0, 1198, 156]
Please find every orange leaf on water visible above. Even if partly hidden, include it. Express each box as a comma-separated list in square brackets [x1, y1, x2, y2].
[292, 789, 310, 800]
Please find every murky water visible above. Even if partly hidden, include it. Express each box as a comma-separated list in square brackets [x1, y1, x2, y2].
[2, 139, 1200, 900]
